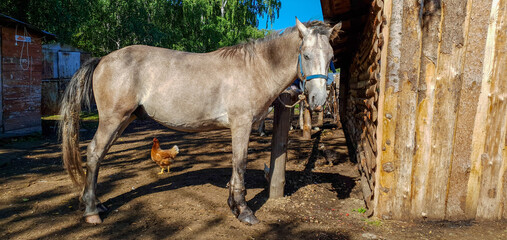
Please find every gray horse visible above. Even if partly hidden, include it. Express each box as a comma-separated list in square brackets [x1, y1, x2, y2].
[59, 18, 341, 225]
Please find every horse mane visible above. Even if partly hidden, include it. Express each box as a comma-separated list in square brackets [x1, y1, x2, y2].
[217, 20, 334, 59]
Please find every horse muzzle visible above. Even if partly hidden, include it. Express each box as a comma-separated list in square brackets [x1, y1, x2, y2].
[307, 91, 327, 112]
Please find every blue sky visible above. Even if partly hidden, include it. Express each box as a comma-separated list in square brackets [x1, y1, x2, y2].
[258, 0, 324, 31]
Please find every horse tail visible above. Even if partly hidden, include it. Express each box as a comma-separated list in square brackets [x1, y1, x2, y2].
[59, 57, 101, 187]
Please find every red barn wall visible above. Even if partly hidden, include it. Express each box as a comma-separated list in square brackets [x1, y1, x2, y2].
[1, 26, 43, 133]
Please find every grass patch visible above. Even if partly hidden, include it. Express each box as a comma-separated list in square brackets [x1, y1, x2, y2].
[41, 115, 61, 121]
[80, 112, 99, 121]
[363, 218, 382, 226]
[353, 207, 367, 214]
[42, 112, 99, 121]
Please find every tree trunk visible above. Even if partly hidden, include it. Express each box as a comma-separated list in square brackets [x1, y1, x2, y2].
[220, 0, 228, 18]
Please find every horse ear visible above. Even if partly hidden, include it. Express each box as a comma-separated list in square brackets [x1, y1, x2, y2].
[295, 17, 309, 38]
[328, 21, 342, 40]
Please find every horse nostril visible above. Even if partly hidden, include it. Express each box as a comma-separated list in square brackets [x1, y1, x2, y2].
[311, 96, 316, 103]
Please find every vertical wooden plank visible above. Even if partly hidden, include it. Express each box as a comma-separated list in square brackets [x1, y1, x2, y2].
[374, 0, 422, 220]
[476, 96, 507, 219]
[375, 0, 401, 220]
[377, 88, 397, 220]
[446, 0, 493, 220]
[374, 0, 390, 216]
[411, 0, 441, 218]
[412, 61, 436, 218]
[466, 0, 503, 219]
[416, 0, 441, 104]
[422, 0, 468, 219]
[475, 0, 507, 219]
[374, 0, 390, 218]
[390, 0, 422, 219]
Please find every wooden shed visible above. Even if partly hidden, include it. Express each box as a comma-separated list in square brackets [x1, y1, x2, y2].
[0, 13, 55, 136]
[42, 43, 91, 116]
[321, 0, 507, 221]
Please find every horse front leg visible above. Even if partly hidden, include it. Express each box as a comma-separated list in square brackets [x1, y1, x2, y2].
[228, 122, 259, 225]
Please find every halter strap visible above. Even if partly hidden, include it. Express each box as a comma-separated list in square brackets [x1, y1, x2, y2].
[330, 61, 337, 73]
[298, 53, 337, 91]
[282, 41, 338, 109]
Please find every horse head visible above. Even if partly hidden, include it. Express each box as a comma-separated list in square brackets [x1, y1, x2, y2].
[296, 18, 341, 111]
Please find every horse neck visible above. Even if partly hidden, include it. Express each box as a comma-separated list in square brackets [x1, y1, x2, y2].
[256, 31, 301, 97]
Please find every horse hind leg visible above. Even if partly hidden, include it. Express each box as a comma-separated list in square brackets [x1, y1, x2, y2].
[81, 113, 136, 224]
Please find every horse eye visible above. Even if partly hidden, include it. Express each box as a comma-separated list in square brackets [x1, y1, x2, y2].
[304, 54, 310, 60]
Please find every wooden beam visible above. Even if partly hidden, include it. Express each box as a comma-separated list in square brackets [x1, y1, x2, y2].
[269, 90, 299, 199]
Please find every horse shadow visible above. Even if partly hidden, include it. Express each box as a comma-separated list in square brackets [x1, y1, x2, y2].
[99, 166, 357, 221]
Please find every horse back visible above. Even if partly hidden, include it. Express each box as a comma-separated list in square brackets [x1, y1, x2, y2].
[92, 45, 262, 131]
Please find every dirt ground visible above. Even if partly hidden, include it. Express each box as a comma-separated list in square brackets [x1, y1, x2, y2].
[1, 116, 506, 240]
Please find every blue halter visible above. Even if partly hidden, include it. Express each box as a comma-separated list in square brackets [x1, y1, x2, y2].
[298, 53, 337, 91]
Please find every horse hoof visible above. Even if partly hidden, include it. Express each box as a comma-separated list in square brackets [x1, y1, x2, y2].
[85, 214, 102, 224]
[238, 212, 260, 225]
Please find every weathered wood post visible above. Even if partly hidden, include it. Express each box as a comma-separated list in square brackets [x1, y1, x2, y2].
[331, 81, 340, 125]
[302, 106, 312, 139]
[269, 90, 298, 198]
[298, 102, 304, 129]
[317, 111, 324, 127]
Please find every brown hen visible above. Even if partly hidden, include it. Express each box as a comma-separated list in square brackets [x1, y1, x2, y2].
[151, 138, 179, 174]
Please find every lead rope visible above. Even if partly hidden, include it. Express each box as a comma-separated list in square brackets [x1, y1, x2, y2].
[277, 93, 306, 108]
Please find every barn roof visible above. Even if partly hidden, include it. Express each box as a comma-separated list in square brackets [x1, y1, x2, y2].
[321, 0, 372, 67]
[0, 13, 56, 40]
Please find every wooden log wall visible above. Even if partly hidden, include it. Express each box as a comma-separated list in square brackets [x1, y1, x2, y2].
[340, 0, 384, 216]
[373, 0, 507, 220]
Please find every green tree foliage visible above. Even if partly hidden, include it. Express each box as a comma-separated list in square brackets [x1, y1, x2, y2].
[0, 0, 280, 55]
